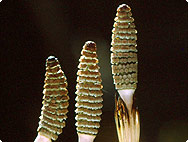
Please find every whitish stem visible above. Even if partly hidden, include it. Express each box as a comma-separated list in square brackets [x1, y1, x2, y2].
[34, 133, 52, 142]
[78, 133, 96, 142]
[115, 90, 140, 142]
[118, 89, 135, 114]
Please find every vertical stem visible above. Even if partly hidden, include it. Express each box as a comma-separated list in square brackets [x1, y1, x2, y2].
[136, 109, 140, 142]
[118, 89, 135, 115]
[34, 133, 52, 142]
[78, 133, 95, 142]
[115, 93, 140, 142]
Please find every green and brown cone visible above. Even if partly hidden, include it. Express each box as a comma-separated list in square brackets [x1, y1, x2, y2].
[37, 56, 69, 141]
[75, 41, 103, 136]
[111, 4, 138, 90]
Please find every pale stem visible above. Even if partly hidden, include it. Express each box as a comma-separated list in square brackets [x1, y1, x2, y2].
[34, 133, 52, 142]
[136, 110, 140, 142]
[115, 91, 140, 142]
[78, 133, 96, 142]
[118, 89, 135, 114]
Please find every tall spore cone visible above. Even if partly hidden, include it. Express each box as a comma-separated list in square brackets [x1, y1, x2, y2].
[75, 41, 103, 137]
[111, 4, 138, 90]
[37, 56, 69, 141]
[111, 4, 140, 142]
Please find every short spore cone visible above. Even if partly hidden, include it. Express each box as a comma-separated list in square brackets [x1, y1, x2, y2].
[75, 41, 103, 136]
[37, 56, 69, 141]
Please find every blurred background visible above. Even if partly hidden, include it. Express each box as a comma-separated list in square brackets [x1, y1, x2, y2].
[0, 0, 187, 142]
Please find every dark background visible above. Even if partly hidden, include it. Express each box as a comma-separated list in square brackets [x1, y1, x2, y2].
[0, 0, 187, 142]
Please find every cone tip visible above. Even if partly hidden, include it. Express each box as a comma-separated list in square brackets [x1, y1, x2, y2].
[47, 55, 57, 61]
[117, 4, 131, 12]
[85, 41, 96, 48]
